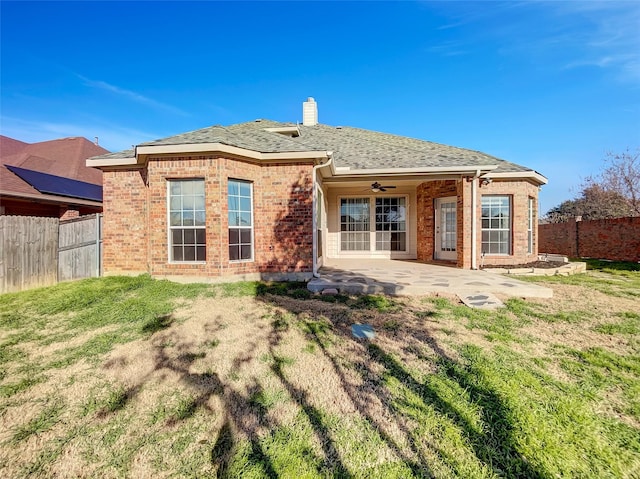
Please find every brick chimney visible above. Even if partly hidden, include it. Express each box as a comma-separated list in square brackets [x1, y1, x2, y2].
[302, 97, 318, 126]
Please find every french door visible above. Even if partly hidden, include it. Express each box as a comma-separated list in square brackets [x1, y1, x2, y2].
[434, 197, 457, 261]
[340, 197, 407, 252]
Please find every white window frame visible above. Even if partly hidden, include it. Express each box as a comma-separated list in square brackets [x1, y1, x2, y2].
[338, 195, 409, 253]
[228, 179, 254, 262]
[481, 195, 512, 255]
[340, 197, 370, 251]
[167, 179, 206, 263]
[375, 196, 407, 252]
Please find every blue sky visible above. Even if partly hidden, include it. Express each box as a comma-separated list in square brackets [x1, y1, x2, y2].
[1, 1, 639, 214]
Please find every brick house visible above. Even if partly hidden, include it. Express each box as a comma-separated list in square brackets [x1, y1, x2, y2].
[87, 98, 547, 281]
[1, 136, 107, 219]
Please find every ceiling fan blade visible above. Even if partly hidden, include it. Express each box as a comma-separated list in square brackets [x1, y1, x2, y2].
[370, 182, 397, 192]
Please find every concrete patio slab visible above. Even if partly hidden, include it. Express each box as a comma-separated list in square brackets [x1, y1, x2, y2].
[308, 259, 552, 298]
[458, 293, 504, 310]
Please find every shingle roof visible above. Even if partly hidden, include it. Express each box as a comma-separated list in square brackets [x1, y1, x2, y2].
[1, 136, 108, 203]
[89, 120, 536, 174]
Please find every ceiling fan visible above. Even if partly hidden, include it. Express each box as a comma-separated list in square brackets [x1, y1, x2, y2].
[370, 181, 397, 192]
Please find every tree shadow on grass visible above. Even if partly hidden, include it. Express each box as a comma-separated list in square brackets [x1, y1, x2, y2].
[366, 342, 545, 478]
[265, 314, 352, 477]
[259, 291, 548, 478]
[141, 313, 175, 335]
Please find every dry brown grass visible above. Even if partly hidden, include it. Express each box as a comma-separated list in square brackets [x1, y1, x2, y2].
[1, 273, 638, 478]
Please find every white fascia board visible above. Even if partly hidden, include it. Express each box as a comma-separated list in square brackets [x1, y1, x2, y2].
[86, 157, 137, 168]
[137, 142, 328, 161]
[486, 171, 548, 185]
[86, 143, 329, 168]
[329, 164, 499, 177]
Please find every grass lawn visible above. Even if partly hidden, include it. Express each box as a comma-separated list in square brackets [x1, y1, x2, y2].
[0, 265, 639, 478]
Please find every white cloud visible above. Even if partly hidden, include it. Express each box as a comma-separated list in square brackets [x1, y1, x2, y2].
[425, 41, 468, 57]
[551, 2, 640, 82]
[429, 1, 640, 82]
[77, 75, 190, 117]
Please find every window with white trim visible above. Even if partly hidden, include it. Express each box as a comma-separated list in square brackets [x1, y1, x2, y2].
[481, 195, 511, 255]
[228, 179, 253, 261]
[340, 198, 370, 251]
[528, 197, 534, 254]
[375, 197, 406, 251]
[168, 179, 206, 262]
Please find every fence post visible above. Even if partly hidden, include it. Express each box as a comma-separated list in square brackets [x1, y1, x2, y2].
[96, 213, 102, 277]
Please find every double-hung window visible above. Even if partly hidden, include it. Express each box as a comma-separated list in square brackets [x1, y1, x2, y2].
[168, 179, 206, 262]
[228, 179, 253, 261]
[481, 196, 511, 255]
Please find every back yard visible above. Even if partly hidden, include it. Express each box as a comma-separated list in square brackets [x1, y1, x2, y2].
[1, 262, 639, 478]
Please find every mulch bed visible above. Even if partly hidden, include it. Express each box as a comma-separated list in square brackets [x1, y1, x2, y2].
[483, 261, 567, 269]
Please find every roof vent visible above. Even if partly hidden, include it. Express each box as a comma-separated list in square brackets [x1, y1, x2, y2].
[302, 97, 318, 126]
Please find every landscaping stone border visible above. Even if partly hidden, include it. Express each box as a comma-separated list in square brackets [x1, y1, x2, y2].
[483, 261, 587, 277]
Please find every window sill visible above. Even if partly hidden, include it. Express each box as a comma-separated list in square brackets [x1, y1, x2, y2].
[229, 259, 254, 264]
[168, 261, 207, 265]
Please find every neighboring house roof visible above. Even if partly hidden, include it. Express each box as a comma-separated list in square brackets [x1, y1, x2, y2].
[5, 165, 103, 202]
[87, 119, 546, 183]
[1, 136, 109, 206]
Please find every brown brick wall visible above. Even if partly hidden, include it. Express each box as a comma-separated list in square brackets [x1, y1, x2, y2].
[416, 178, 540, 268]
[539, 216, 640, 262]
[101, 169, 148, 274]
[417, 180, 462, 265]
[103, 156, 315, 279]
[477, 180, 539, 266]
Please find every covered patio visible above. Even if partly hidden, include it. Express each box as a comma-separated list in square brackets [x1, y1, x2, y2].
[308, 259, 552, 298]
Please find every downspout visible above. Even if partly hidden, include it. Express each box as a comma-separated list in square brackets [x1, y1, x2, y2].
[312, 152, 334, 278]
[471, 169, 481, 270]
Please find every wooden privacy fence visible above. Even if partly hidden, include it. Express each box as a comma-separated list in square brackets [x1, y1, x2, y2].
[0, 214, 102, 294]
[58, 214, 102, 282]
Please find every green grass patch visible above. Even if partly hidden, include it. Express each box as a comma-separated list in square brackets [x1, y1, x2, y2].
[355, 294, 397, 312]
[582, 258, 640, 272]
[519, 270, 640, 299]
[424, 296, 525, 342]
[49, 330, 137, 369]
[298, 315, 333, 337]
[556, 346, 640, 420]
[0, 275, 211, 334]
[594, 312, 640, 335]
[368, 342, 639, 477]
[12, 402, 63, 443]
[1, 375, 44, 398]
[149, 392, 200, 425]
[83, 383, 131, 417]
[249, 388, 286, 410]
